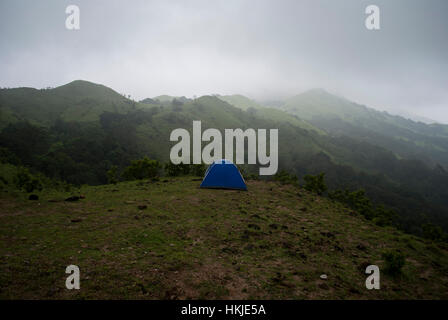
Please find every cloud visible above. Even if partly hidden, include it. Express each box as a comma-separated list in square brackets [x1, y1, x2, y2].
[0, 0, 447, 122]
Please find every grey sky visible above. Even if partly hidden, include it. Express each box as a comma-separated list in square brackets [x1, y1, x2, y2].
[0, 0, 447, 122]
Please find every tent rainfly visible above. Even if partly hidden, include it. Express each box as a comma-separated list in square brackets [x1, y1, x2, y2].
[200, 159, 247, 191]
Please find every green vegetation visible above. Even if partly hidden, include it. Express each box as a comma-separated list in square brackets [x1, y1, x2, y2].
[106, 165, 119, 185]
[274, 170, 298, 185]
[1, 176, 447, 299]
[14, 167, 43, 193]
[164, 162, 190, 177]
[122, 157, 161, 181]
[1, 80, 448, 239]
[303, 173, 327, 195]
[382, 251, 406, 277]
[190, 163, 207, 177]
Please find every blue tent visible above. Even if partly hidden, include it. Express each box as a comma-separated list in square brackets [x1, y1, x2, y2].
[200, 159, 247, 190]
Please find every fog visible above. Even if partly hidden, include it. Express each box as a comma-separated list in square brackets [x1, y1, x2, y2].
[0, 0, 447, 122]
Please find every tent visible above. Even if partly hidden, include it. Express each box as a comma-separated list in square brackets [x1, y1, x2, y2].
[200, 159, 247, 190]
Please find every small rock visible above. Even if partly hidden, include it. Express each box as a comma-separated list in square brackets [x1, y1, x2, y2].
[28, 194, 39, 200]
[320, 274, 328, 280]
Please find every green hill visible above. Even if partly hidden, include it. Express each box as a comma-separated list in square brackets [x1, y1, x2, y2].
[0, 80, 149, 127]
[1, 80, 448, 236]
[218, 94, 324, 134]
[281, 89, 448, 167]
[1, 177, 447, 299]
[217, 94, 264, 111]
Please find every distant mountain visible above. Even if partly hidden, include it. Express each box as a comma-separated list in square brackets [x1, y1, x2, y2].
[0, 80, 144, 127]
[217, 94, 324, 134]
[139, 97, 158, 104]
[217, 94, 264, 110]
[389, 108, 437, 125]
[280, 89, 448, 168]
[152, 95, 191, 104]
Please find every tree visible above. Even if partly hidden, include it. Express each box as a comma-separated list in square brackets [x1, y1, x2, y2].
[303, 173, 327, 195]
[14, 167, 43, 193]
[122, 157, 161, 180]
[422, 223, 446, 242]
[382, 251, 405, 277]
[164, 162, 190, 176]
[107, 165, 119, 184]
[274, 170, 298, 185]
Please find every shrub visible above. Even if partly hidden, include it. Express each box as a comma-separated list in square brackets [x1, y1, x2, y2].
[303, 173, 327, 195]
[107, 165, 119, 184]
[0, 147, 20, 165]
[164, 162, 190, 177]
[329, 189, 395, 225]
[329, 189, 371, 216]
[190, 163, 207, 177]
[245, 173, 259, 181]
[14, 167, 43, 193]
[372, 205, 395, 227]
[382, 251, 405, 277]
[122, 157, 161, 180]
[422, 223, 446, 242]
[274, 170, 298, 185]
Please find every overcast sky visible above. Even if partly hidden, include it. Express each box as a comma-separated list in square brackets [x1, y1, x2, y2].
[0, 0, 447, 122]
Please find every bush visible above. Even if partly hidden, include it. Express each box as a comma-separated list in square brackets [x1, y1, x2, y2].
[190, 163, 207, 177]
[245, 173, 259, 181]
[107, 165, 119, 184]
[122, 157, 161, 180]
[329, 189, 371, 216]
[164, 162, 190, 177]
[422, 223, 446, 242]
[0, 147, 20, 165]
[274, 170, 298, 185]
[303, 173, 327, 195]
[329, 189, 395, 225]
[14, 167, 43, 193]
[372, 205, 396, 227]
[382, 251, 405, 277]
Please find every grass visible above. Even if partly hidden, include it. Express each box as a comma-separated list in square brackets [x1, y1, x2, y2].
[0, 176, 447, 299]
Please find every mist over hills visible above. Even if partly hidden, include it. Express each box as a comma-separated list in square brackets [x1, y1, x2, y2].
[1, 80, 448, 236]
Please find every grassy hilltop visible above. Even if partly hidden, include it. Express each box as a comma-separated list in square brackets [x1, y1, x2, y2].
[1, 177, 447, 299]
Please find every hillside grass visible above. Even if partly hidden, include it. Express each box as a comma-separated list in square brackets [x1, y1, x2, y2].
[1, 177, 447, 299]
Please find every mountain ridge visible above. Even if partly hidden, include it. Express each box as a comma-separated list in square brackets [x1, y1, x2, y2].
[2, 80, 448, 235]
